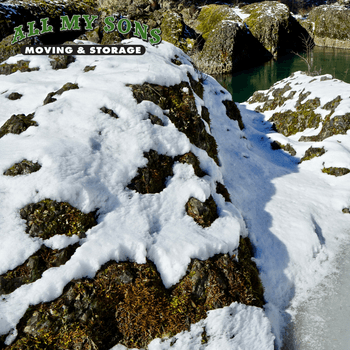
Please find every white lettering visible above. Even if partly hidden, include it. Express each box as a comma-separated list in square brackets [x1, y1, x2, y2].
[35, 47, 43, 54]
[102, 46, 110, 54]
[127, 47, 135, 54]
[90, 47, 96, 54]
[25, 47, 35, 54]
[119, 47, 126, 54]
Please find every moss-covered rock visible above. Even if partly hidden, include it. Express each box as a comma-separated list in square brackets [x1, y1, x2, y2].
[6, 237, 263, 349]
[269, 98, 321, 136]
[321, 167, 350, 176]
[0, 60, 39, 75]
[0, 113, 37, 138]
[127, 150, 174, 194]
[242, 1, 306, 56]
[19, 199, 98, 240]
[131, 82, 219, 165]
[3, 159, 41, 176]
[43, 82, 79, 105]
[308, 4, 350, 49]
[0, 244, 79, 295]
[0, 34, 33, 65]
[185, 196, 218, 228]
[300, 146, 326, 162]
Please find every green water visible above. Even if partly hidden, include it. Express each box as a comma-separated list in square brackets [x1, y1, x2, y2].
[214, 46, 350, 103]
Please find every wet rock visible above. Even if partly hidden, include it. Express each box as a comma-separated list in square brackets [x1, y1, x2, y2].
[7, 92, 22, 100]
[131, 82, 219, 164]
[222, 100, 244, 130]
[127, 149, 174, 194]
[300, 146, 326, 162]
[322, 167, 350, 176]
[3, 159, 41, 176]
[43, 82, 79, 105]
[0, 113, 37, 139]
[19, 199, 97, 240]
[185, 196, 218, 228]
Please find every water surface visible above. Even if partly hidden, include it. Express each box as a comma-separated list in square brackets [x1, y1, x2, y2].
[215, 46, 350, 103]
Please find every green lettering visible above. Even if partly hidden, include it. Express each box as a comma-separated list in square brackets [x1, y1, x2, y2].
[60, 15, 81, 31]
[12, 25, 26, 44]
[82, 15, 98, 30]
[117, 18, 131, 35]
[133, 21, 148, 41]
[149, 28, 162, 45]
[104, 16, 115, 33]
[40, 18, 53, 34]
[28, 21, 40, 37]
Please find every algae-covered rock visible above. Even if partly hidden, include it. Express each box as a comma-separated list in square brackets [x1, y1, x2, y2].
[0, 244, 78, 295]
[0, 113, 37, 138]
[131, 82, 219, 164]
[127, 149, 174, 194]
[242, 1, 305, 57]
[322, 167, 350, 176]
[185, 196, 218, 228]
[308, 4, 350, 49]
[300, 146, 326, 162]
[3, 159, 41, 176]
[6, 238, 263, 349]
[19, 199, 98, 240]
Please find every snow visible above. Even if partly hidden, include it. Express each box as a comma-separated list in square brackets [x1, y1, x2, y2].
[1, 36, 350, 350]
[0, 39, 273, 349]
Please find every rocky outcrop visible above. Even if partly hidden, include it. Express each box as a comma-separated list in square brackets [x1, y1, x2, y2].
[307, 4, 350, 49]
[241, 1, 306, 57]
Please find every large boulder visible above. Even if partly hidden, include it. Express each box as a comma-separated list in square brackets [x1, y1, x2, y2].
[307, 4, 350, 49]
[192, 4, 269, 74]
[242, 1, 306, 57]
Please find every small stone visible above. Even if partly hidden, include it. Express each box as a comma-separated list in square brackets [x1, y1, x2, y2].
[7, 92, 22, 100]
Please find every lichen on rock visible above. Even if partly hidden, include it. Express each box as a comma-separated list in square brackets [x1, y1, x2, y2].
[0, 113, 37, 138]
[300, 146, 326, 162]
[19, 199, 98, 240]
[322, 167, 350, 176]
[3, 159, 41, 176]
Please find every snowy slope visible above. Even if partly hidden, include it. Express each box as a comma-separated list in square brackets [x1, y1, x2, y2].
[0, 39, 274, 349]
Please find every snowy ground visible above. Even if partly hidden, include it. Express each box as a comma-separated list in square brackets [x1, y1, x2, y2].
[1, 39, 350, 349]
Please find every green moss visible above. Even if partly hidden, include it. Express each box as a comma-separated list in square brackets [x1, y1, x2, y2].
[196, 5, 240, 41]
[300, 146, 326, 162]
[322, 167, 350, 176]
[19, 199, 98, 240]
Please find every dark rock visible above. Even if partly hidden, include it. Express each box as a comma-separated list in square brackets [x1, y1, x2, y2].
[7, 92, 22, 100]
[84, 65, 96, 72]
[43, 83, 79, 105]
[49, 55, 76, 70]
[175, 152, 207, 177]
[0, 60, 39, 75]
[148, 113, 163, 126]
[127, 149, 174, 194]
[342, 208, 350, 214]
[100, 107, 118, 119]
[222, 100, 244, 130]
[0, 113, 37, 139]
[3, 159, 41, 176]
[216, 182, 231, 202]
[185, 196, 218, 227]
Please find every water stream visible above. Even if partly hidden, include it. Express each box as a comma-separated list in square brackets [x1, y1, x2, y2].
[215, 46, 350, 103]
